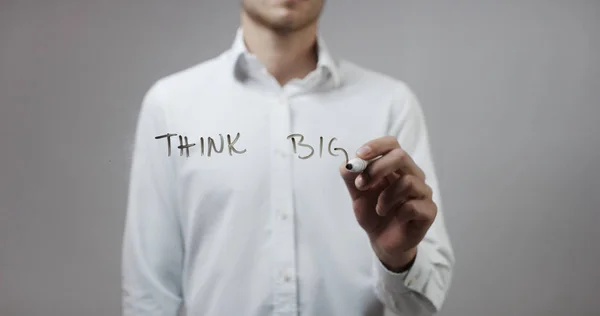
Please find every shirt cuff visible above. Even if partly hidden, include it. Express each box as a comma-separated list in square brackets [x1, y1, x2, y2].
[373, 244, 433, 297]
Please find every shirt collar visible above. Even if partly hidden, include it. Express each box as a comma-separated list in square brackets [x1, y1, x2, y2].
[229, 27, 341, 88]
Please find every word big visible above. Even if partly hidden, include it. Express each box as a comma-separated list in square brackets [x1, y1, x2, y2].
[286, 134, 349, 163]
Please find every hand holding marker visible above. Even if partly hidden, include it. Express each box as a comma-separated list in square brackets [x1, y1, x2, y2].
[345, 155, 383, 173]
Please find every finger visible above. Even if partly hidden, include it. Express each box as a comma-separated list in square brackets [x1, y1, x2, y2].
[353, 167, 402, 196]
[355, 136, 400, 160]
[394, 199, 437, 223]
[375, 175, 432, 217]
[359, 148, 426, 191]
[351, 193, 381, 234]
[340, 163, 385, 232]
[367, 173, 401, 195]
[339, 162, 376, 200]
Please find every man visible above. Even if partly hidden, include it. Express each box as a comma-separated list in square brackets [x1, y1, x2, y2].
[122, 1, 454, 315]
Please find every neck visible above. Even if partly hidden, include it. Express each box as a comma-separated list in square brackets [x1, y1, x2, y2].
[240, 12, 319, 86]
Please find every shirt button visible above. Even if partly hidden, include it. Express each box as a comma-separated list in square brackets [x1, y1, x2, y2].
[279, 211, 288, 220]
[276, 149, 288, 157]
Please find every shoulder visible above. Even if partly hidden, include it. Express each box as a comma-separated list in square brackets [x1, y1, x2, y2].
[337, 59, 417, 102]
[337, 59, 424, 121]
[337, 60, 430, 147]
[141, 52, 231, 110]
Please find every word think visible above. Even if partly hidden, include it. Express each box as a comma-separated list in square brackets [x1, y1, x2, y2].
[154, 133, 349, 163]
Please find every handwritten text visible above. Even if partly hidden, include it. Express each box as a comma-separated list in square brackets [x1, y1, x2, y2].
[154, 133, 349, 163]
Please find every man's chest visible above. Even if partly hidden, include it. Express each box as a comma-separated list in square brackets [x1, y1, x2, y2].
[162, 89, 392, 223]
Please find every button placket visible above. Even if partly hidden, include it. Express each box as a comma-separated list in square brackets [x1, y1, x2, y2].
[269, 93, 298, 314]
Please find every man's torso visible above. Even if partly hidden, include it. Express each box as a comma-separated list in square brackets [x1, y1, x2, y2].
[153, 50, 413, 316]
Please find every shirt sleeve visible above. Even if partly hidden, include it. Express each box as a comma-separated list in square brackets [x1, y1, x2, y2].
[122, 81, 184, 316]
[372, 86, 455, 315]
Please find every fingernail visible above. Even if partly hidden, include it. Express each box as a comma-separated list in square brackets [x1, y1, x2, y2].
[355, 175, 366, 190]
[375, 205, 384, 217]
[356, 146, 371, 157]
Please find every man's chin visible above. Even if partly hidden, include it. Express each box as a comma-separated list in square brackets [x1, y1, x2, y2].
[243, 5, 317, 35]
[269, 23, 301, 35]
[263, 15, 305, 33]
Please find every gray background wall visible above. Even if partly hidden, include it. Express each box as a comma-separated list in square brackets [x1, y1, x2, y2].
[1, 1, 599, 315]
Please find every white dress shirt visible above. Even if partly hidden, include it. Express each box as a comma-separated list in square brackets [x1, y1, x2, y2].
[122, 28, 454, 316]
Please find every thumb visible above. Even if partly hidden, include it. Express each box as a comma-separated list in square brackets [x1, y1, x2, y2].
[339, 161, 397, 203]
[339, 162, 383, 235]
[338, 162, 369, 201]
